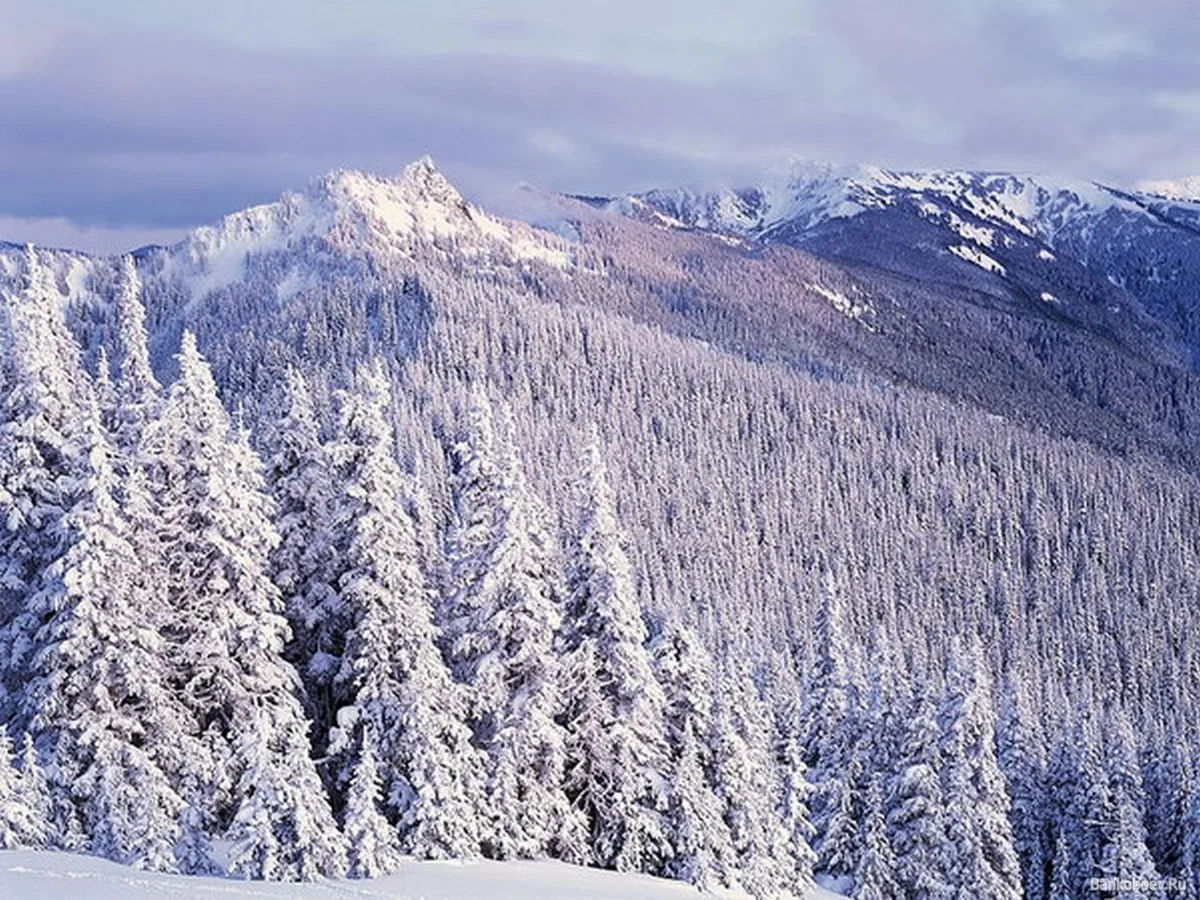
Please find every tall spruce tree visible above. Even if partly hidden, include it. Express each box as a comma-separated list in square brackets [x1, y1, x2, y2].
[709, 659, 792, 896]
[142, 332, 344, 878]
[0, 730, 46, 849]
[888, 684, 953, 899]
[773, 690, 818, 896]
[111, 255, 161, 454]
[650, 622, 736, 890]
[262, 366, 341, 736]
[802, 573, 860, 878]
[561, 430, 671, 873]
[854, 774, 901, 900]
[997, 668, 1049, 900]
[0, 247, 90, 715]
[341, 724, 402, 878]
[21, 402, 183, 870]
[328, 361, 483, 860]
[938, 639, 1023, 900]
[442, 398, 585, 861]
[1100, 709, 1165, 898]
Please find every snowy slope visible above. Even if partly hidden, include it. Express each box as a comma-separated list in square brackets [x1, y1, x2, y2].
[156, 155, 573, 305]
[0, 851, 847, 900]
[609, 158, 1200, 366]
[617, 158, 1156, 245]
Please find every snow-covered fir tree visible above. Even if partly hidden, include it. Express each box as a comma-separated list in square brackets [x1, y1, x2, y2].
[93, 348, 118, 434]
[442, 397, 585, 861]
[0, 247, 91, 715]
[772, 690, 817, 896]
[440, 387, 504, 660]
[111, 255, 161, 453]
[0, 730, 46, 849]
[20, 401, 182, 870]
[1100, 709, 1166, 898]
[803, 574, 861, 880]
[561, 430, 671, 874]
[1181, 779, 1200, 900]
[938, 639, 1022, 900]
[709, 659, 793, 896]
[261, 366, 341, 736]
[1049, 714, 1119, 897]
[341, 724, 402, 878]
[854, 774, 901, 900]
[650, 621, 735, 890]
[997, 668, 1049, 900]
[141, 332, 343, 878]
[327, 361, 483, 860]
[887, 684, 953, 899]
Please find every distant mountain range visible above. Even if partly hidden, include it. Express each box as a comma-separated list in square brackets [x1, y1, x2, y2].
[607, 160, 1200, 366]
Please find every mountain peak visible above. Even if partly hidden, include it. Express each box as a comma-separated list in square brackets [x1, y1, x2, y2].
[306, 157, 465, 215]
[159, 159, 571, 298]
[397, 155, 463, 206]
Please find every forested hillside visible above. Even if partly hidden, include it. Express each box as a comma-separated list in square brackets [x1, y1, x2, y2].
[1, 158, 1197, 899]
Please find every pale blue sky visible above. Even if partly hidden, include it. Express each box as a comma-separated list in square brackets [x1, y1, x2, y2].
[2, 0, 1198, 250]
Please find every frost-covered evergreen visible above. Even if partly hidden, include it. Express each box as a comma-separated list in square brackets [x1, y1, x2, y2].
[0, 731, 46, 849]
[1181, 780, 1200, 900]
[854, 775, 900, 900]
[709, 661, 793, 896]
[804, 576, 861, 880]
[888, 686, 952, 899]
[111, 255, 160, 453]
[0, 247, 90, 713]
[773, 694, 817, 895]
[996, 669, 1048, 900]
[328, 362, 482, 860]
[938, 640, 1022, 900]
[225, 713, 348, 881]
[441, 388, 504, 661]
[442, 400, 585, 861]
[341, 725, 402, 879]
[1100, 710, 1166, 898]
[21, 402, 182, 870]
[650, 622, 735, 890]
[262, 366, 341, 735]
[562, 431, 671, 874]
[142, 332, 342, 878]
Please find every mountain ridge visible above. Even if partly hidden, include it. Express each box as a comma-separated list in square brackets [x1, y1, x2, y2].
[5, 155, 1200, 472]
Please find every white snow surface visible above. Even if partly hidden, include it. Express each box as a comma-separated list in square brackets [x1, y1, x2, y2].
[166, 157, 572, 302]
[806, 282, 872, 322]
[949, 244, 1006, 275]
[624, 158, 1180, 252]
[0, 851, 847, 900]
[1135, 174, 1200, 201]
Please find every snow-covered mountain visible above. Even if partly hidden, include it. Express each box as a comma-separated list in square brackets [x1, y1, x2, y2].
[2, 156, 1199, 900]
[155, 156, 573, 300]
[615, 158, 1154, 241]
[6, 156, 1199, 465]
[614, 159, 1200, 366]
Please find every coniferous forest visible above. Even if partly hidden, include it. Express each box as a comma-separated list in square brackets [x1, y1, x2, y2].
[1, 155, 1199, 900]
